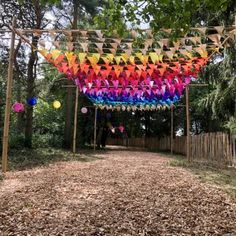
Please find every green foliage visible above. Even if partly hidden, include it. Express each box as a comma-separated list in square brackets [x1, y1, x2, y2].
[33, 97, 65, 148]
[94, 0, 127, 35]
[225, 117, 236, 134]
[197, 46, 236, 133]
[17, 0, 60, 5]
[9, 132, 25, 149]
[95, 0, 236, 36]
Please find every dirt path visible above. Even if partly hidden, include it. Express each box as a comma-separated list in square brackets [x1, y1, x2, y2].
[0, 150, 236, 235]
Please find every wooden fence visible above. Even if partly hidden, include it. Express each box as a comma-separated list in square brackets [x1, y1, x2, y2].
[107, 132, 236, 167]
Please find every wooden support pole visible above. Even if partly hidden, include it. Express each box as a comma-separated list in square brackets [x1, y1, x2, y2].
[72, 86, 79, 156]
[1, 17, 16, 173]
[186, 86, 191, 162]
[93, 107, 98, 151]
[170, 106, 174, 155]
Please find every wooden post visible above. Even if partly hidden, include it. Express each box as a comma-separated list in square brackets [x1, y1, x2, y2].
[170, 106, 174, 155]
[72, 86, 79, 156]
[93, 107, 98, 151]
[186, 86, 190, 162]
[1, 17, 16, 173]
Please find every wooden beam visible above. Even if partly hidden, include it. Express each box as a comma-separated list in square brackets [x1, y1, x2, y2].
[11, 25, 235, 34]
[1, 17, 16, 173]
[62, 84, 209, 89]
[186, 86, 191, 162]
[72, 86, 79, 156]
[94, 107, 98, 151]
[189, 84, 208, 87]
[170, 106, 174, 155]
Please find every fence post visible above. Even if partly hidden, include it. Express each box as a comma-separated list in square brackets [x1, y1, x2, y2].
[93, 107, 97, 151]
[171, 106, 174, 155]
[72, 86, 79, 156]
[186, 86, 191, 162]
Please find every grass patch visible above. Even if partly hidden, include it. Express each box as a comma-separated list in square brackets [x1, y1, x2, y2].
[5, 148, 104, 171]
[168, 154, 236, 200]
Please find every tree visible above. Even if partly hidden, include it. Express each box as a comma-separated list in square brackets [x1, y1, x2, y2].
[95, 0, 236, 35]
[197, 47, 236, 133]
[1, 0, 58, 147]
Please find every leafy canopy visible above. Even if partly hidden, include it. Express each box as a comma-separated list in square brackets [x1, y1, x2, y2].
[18, 0, 60, 5]
[95, 0, 235, 36]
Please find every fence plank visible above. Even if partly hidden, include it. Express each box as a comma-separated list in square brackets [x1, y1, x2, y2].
[107, 132, 235, 167]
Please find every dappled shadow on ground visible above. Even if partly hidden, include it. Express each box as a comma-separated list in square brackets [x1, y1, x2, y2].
[0, 150, 236, 235]
[4, 145, 146, 172]
[6, 148, 105, 171]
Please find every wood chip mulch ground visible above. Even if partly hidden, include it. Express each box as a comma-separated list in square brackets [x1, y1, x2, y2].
[0, 150, 236, 235]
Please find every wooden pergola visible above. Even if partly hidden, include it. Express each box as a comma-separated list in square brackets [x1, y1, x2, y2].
[2, 17, 235, 172]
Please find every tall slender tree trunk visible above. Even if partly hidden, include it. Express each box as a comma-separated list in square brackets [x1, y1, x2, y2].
[63, 0, 79, 149]
[24, 1, 41, 148]
[63, 82, 74, 148]
[24, 43, 37, 148]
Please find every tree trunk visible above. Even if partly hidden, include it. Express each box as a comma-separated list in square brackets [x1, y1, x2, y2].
[63, 0, 79, 149]
[24, 45, 37, 148]
[24, 1, 41, 148]
[63, 82, 74, 148]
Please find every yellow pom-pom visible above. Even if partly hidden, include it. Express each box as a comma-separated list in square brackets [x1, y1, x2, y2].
[53, 100, 61, 109]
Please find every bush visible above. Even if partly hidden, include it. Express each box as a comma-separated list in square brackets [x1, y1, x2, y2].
[32, 133, 63, 148]
[9, 132, 25, 149]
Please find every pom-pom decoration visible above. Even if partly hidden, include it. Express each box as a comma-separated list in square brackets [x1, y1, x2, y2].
[12, 102, 24, 113]
[118, 125, 125, 133]
[81, 107, 88, 113]
[53, 100, 61, 109]
[27, 97, 37, 106]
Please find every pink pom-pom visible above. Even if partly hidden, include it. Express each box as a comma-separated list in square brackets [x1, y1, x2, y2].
[12, 102, 24, 113]
[119, 125, 125, 133]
